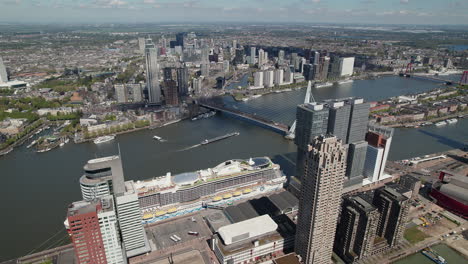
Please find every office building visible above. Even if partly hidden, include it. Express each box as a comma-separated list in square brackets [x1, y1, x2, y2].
[128, 83, 143, 103]
[79, 156, 126, 201]
[346, 98, 370, 143]
[274, 69, 284, 85]
[294, 103, 329, 181]
[65, 196, 125, 264]
[0, 56, 8, 83]
[303, 64, 314, 81]
[373, 186, 410, 247]
[145, 39, 161, 104]
[326, 101, 351, 142]
[339, 57, 355, 77]
[176, 66, 189, 96]
[254, 71, 264, 88]
[364, 124, 394, 183]
[250, 47, 256, 64]
[334, 194, 379, 263]
[115, 181, 151, 258]
[163, 80, 179, 105]
[175, 32, 184, 47]
[114, 84, 127, 103]
[346, 141, 368, 185]
[312, 51, 320, 65]
[295, 135, 346, 264]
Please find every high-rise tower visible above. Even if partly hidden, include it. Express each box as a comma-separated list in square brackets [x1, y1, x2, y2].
[0, 56, 8, 83]
[295, 135, 346, 264]
[145, 38, 161, 104]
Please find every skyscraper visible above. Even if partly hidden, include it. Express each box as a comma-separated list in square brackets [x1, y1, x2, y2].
[274, 69, 284, 85]
[65, 196, 125, 264]
[339, 57, 355, 76]
[295, 135, 346, 264]
[263, 70, 274, 88]
[346, 98, 370, 144]
[176, 65, 189, 96]
[201, 63, 210, 77]
[250, 47, 256, 65]
[79, 156, 126, 201]
[326, 101, 351, 142]
[175, 32, 184, 47]
[138, 37, 145, 54]
[145, 39, 161, 104]
[258, 49, 265, 67]
[294, 103, 329, 181]
[127, 84, 143, 103]
[0, 56, 8, 83]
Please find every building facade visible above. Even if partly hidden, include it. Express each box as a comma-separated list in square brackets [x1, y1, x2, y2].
[145, 39, 161, 104]
[295, 135, 346, 264]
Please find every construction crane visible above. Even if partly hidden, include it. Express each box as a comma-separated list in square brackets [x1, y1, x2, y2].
[399, 63, 413, 77]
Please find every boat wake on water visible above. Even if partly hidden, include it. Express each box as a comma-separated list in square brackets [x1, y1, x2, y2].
[177, 144, 201, 152]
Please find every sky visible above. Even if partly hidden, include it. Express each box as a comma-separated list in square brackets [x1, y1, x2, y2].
[0, 0, 467, 25]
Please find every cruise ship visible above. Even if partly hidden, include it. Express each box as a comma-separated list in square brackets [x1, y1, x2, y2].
[93, 135, 115, 144]
[134, 157, 286, 222]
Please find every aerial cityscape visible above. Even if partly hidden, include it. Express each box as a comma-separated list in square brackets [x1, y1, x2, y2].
[0, 1, 467, 264]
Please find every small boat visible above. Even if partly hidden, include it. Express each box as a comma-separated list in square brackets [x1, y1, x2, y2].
[337, 79, 354, 85]
[435, 121, 447, 127]
[191, 117, 198, 121]
[27, 140, 37, 149]
[93, 135, 115, 144]
[153, 135, 163, 141]
[37, 148, 51, 153]
[446, 118, 458, 124]
[59, 142, 65, 147]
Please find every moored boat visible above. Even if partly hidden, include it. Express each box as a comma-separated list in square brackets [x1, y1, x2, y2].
[93, 135, 115, 144]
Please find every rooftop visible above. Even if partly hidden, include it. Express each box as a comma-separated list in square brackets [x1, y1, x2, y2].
[218, 215, 278, 245]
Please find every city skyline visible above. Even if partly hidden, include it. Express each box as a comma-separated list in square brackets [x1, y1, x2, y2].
[0, 0, 467, 25]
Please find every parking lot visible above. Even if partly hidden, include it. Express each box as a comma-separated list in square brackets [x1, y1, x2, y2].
[146, 214, 211, 250]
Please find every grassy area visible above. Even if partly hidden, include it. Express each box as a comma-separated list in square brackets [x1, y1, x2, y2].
[404, 226, 430, 244]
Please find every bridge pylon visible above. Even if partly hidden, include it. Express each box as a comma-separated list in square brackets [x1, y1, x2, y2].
[285, 81, 314, 140]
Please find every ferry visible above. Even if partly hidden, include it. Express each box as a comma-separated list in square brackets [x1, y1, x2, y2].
[446, 118, 458, 124]
[315, 82, 333, 88]
[93, 135, 115, 144]
[435, 121, 447, 127]
[421, 248, 447, 264]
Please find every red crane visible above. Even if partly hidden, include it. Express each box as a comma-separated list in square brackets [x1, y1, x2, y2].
[460, 71, 468, 85]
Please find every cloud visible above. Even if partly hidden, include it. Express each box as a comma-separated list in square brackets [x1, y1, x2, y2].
[143, 0, 156, 3]
[400, 0, 409, 4]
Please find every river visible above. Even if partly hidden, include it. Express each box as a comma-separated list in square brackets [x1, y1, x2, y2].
[0, 75, 467, 261]
[394, 244, 467, 264]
